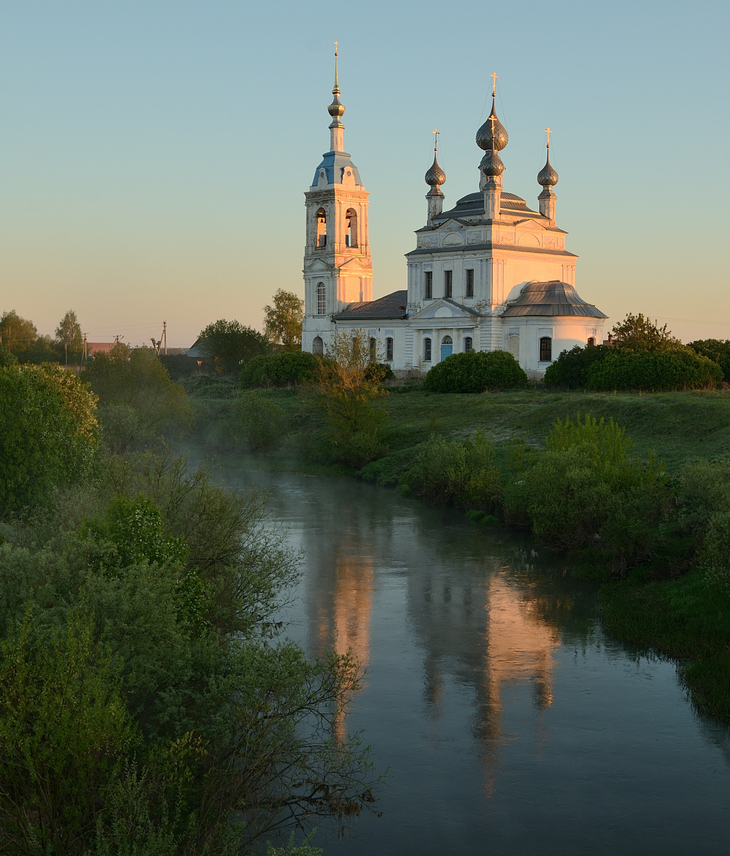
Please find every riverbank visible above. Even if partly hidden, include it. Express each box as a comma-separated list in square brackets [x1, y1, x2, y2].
[184, 380, 730, 722]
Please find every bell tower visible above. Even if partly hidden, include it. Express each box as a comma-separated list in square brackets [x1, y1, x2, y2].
[302, 44, 372, 352]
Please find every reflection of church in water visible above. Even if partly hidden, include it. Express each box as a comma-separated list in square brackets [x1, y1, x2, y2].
[302, 50, 607, 377]
[301, 490, 560, 759]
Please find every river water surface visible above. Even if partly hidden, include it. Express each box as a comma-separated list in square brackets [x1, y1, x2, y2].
[219, 461, 730, 855]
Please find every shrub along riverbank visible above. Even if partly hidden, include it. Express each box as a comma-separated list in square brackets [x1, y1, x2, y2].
[184, 381, 730, 723]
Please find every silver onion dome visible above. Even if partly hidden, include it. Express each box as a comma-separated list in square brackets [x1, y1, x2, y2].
[425, 154, 446, 187]
[480, 148, 505, 177]
[476, 101, 508, 152]
[537, 150, 559, 187]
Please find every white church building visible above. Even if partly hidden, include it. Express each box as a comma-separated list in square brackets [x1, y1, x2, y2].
[301, 55, 607, 377]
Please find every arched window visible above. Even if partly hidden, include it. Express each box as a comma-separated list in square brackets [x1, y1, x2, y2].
[369, 337, 377, 361]
[316, 282, 326, 316]
[508, 334, 520, 359]
[345, 209, 358, 248]
[464, 337, 473, 353]
[313, 336, 323, 355]
[316, 208, 327, 247]
[386, 337, 394, 361]
[539, 336, 552, 362]
[424, 337, 432, 362]
[587, 336, 596, 347]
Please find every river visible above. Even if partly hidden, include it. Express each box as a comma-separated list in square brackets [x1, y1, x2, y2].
[217, 460, 730, 855]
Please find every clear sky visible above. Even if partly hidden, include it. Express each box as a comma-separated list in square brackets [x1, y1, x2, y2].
[1, 0, 728, 347]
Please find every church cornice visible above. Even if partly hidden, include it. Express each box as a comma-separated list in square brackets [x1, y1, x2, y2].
[405, 243, 578, 258]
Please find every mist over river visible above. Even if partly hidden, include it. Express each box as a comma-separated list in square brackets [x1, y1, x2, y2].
[216, 459, 730, 856]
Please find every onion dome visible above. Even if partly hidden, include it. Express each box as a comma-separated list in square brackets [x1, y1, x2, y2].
[328, 90, 345, 120]
[425, 153, 446, 187]
[476, 100, 508, 152]
[328, 45, 345, 121]
[538, 149, 559, 187]
[480, 147, 504, 177]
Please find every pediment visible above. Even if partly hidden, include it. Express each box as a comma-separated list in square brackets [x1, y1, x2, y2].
[438, 219, 464, 232]
[308, 258, 332, 273]
[412, 299, 479, 321]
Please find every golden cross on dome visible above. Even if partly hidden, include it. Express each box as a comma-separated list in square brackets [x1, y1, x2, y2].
[491, 72, 498, 97]
[334, 40, 339, 56]
[433, 129, 439, 152]
[545, 127, 552, 148]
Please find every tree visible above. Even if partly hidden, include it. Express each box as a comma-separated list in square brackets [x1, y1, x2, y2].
[263, 290, 304, 351]
[687, 339, 730, 383]
[0, 310, 38, 360]
[197, 320, 270, 375]
[0, 363, 99, 512]
[610, 313, 681, 352]
[55, 310, 83, 366]
[81, 344, 193, 451]
[316, 329, 388, 466]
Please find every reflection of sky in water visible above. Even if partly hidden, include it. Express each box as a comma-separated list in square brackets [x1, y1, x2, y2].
[217, 462, 730, 856]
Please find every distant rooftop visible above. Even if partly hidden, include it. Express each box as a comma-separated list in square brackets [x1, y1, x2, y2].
[334, 290, 408, 321]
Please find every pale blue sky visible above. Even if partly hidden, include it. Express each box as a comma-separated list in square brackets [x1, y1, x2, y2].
[0, 0, 728, 346]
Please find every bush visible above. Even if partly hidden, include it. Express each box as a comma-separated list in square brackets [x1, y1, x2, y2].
[0, 363, 99, 512]
[687, 339, 730, 383]
[423, 350, 528, 393]
[241, 351, 320, 388]
[507, 414, 671, 571]
[81, 345, 193, 448]
[585, 348, 721, 392]
[697, 511, 730, 591]
[543, 344, 611, 389]
[401, 431, 502, 509]
[235, 391, 290, 453]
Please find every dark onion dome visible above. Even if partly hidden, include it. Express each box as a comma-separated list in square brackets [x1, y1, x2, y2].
[476, 101, 508, 152]
[501, 281, 608, 318]
[537, 150, 559, 187]
[425, 153, 446, 187]
[480, 148, 504, 177]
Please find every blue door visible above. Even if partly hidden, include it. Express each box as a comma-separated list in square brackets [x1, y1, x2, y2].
[440, 336, 453, 362]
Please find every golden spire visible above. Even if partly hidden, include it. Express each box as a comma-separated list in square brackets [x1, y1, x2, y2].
[433, 128, 439, 152]
[333, 40, 340, 95]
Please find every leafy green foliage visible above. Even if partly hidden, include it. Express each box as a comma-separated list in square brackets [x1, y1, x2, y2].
[0, 363, 99, 512]
[423, 350, 529, 393]
[0, 454, 377, 853]
[610, 312, 681, 351]
[0, 310, 38, 360]
[0, 344, 18, 367]
[81, 344, 193, 450]
[197, 320, 270, 375]
[585, 348, 722, 391]
[240, 351, 319, 388]
[0, 611, 136, 855]
[401, 431, 502, 509]
[543, 343, 610, 389]
[235, 391, 290, 453]
[505, 414, 672, 572]
[687, 339, 730, 382]
[55, 310, 84, 364]
[315, 330, 389, 467]
[263, 290, 304, 351]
